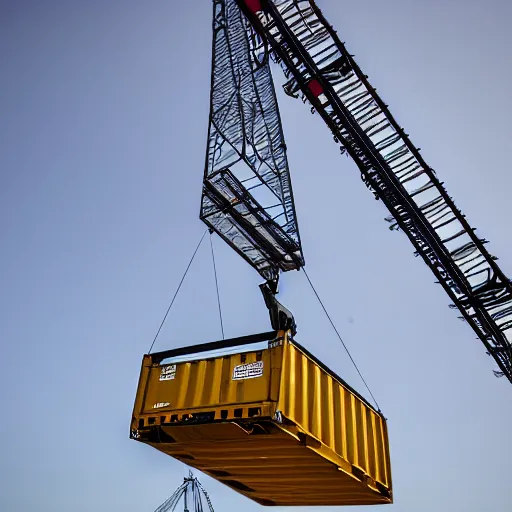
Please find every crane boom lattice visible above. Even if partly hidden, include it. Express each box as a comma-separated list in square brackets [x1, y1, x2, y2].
[235, 0, 512, 381]
[200, 0, 304, 281]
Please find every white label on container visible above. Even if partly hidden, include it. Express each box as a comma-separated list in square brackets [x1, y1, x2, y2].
[232, 361, 264, 380]
[153, 402, 170, 408]
[159, 364, 176, 381]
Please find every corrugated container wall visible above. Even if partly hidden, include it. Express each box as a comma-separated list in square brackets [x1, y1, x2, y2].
[131, 331, 392, 506]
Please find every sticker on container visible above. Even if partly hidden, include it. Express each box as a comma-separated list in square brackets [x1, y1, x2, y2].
[159, 364, 176, 381]
[153, 402, 170, 408]
[232, 361, 264, 380]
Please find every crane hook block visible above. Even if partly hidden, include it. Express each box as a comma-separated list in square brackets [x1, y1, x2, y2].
[259, 280, 297, 335]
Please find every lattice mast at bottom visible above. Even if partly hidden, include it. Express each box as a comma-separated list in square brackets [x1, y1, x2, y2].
[153, 472, 215, 512]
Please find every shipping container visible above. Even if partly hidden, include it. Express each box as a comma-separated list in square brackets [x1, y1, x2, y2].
[131, 330, 392, 506]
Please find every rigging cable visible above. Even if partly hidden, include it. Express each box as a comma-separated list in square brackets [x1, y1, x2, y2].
[148, 229, 208, 354]
[209, 231, 225, 339]
[302, 267, 382, 413]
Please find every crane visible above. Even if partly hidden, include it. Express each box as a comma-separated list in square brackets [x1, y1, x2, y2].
[130, 2, 509, 505]
[132, 4, 396, 505]
[201, 0, 512, 382]
[152, 472, 214, 512]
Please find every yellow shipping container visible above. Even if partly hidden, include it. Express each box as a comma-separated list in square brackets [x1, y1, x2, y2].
[131, 330, 392, 506]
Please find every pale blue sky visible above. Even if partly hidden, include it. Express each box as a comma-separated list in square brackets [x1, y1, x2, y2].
[1, 1, 511, 511]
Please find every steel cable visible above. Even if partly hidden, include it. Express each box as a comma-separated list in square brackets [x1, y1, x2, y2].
[302, 267, 382, 412]
[148, 229, 208, 354]
[209, 232, 225, 339]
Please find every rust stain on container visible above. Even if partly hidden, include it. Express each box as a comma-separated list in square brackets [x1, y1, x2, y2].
[131, 331, 392, 506]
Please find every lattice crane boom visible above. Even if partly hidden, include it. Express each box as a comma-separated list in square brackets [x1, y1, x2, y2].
[201, 0, 304, 282]
[234, 0, 512, 381]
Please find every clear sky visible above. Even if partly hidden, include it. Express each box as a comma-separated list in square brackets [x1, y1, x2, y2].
[1, 1, 511, 511]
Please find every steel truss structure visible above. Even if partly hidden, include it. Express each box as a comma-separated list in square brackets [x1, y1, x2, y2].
[153, 473, 214, 512]
[200, 0, 304, 281]
[230, 0, 512, 381]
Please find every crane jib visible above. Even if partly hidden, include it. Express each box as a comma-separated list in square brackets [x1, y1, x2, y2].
[234, 0, 512, 382]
